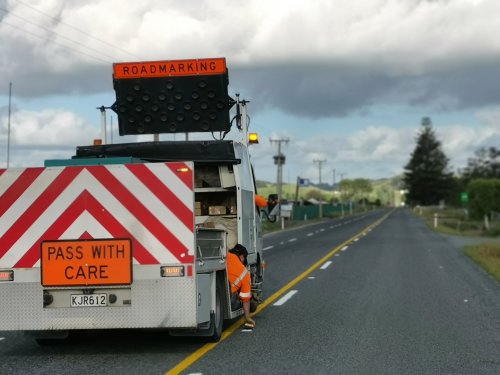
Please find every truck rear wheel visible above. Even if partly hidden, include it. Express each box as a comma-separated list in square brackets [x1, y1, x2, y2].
[209, 282, 224, 342]
[25, 330, 69, 345]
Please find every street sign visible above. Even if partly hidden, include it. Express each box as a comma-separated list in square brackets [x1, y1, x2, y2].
[460, 192, 468, 204]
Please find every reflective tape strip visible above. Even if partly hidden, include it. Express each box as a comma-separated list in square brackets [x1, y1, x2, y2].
[232, 268, 248, 288]
[239, 291, 252, 298]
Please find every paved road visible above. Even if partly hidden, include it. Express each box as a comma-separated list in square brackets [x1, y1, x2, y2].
[183, 208, 500, 374]
[1, 208, 499, 374]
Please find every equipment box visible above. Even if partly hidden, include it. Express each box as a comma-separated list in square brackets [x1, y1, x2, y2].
[209, 206, 227, 215]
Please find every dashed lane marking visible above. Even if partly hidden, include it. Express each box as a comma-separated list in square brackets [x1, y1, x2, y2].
[320, 261, 332, 270]
[307, 233, 314, 237]
[289, 238, 297, 242]
[0, 337, 5, 341]
[341, 246, 349, 251]
[273, 290, 298, 306]
[263, 246, 274, 251]
[165, 210, 394, 375]
[308, 276, 316, 279]
[320, 228, 325, 232]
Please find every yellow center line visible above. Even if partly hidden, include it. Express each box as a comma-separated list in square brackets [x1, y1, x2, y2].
[165, 210, 392, 375]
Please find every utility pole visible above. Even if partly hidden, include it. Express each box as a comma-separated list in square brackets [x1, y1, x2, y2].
[339, 173, 347, 217]
[313, 159, 327, 218]
[7, 82, 12, 168]
[270, 137, 289, 206]
[332, 169, 336, 190]
[97, 106, 108, 144]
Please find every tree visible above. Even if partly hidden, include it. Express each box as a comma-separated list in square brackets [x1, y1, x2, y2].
[462, 147, 500, 182]
[467, 179, 500, 226]
[339, 178, 372, 202]
[403, 117, 453, 206]
[305, 189, 327, 201]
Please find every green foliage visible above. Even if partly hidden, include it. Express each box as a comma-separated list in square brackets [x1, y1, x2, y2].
[305, 189, 327, 201]
[255, 180, 268, 188]
[257, 177, 399, 206]
[464, 244, 500, 282]
[467, 179, 500, 219]
[339, 178, 373, 201]
[462, 147, 500, 183]
[403, 117, 453, 205]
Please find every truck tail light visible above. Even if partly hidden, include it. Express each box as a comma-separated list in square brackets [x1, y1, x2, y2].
[160, 266, 185, 277]
[0, 270, 14, 281]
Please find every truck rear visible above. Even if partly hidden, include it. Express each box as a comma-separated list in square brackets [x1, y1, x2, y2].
[0, 57, 264, 342]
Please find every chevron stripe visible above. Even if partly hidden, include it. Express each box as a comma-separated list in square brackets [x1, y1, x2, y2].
[0, 163, 195, 268]
[0, 167, 46, 218]
[166, 162, 194, 190]
[0, 167, 81, 259]
[126, 164, 193, 230]
[13, 191, 180, 268]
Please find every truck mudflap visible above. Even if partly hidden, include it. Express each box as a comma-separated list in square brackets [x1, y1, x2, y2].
[0, 162, 199, 331]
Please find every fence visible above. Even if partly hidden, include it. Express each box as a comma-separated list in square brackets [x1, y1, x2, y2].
[291, 203, 358, 221]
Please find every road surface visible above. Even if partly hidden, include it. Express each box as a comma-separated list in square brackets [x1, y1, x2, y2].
[1, 208, 499, 374]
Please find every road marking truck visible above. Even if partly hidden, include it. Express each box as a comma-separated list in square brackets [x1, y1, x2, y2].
[0, 57, 264, 342]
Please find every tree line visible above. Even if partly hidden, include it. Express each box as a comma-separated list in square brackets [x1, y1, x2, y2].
[403, 117, 500, 219]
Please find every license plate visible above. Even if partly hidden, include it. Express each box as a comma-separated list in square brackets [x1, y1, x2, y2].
[70, 293, 107, 307]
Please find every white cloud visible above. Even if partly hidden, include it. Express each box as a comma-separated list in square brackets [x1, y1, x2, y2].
[2, 0, 500, 181]
[0, 108, 99, 167]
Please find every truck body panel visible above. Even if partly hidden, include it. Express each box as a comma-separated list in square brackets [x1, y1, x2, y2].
[0, 162, 200, 331]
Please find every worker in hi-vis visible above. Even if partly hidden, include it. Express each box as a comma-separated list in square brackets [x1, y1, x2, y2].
[227, 244, 256, 328]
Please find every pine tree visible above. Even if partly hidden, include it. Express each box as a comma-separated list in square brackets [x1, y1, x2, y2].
[403, 117, 453, 205]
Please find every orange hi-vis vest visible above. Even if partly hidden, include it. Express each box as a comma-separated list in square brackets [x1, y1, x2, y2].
[227, 252, 252, 302]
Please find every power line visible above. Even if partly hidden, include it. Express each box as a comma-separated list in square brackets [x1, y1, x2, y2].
[1, 19, 112, 64]
[0, 8, 119, 63]
[13, 0, 141, 60]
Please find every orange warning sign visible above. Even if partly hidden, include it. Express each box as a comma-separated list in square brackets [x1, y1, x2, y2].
[113, 58, 227, 79]
[41, 239, 132, 287]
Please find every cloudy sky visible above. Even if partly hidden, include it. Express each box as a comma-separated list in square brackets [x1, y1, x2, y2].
[1, 0, 500, 185]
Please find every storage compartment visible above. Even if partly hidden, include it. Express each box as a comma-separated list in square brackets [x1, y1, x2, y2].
[196, 229, 226, 258]
[194, 191, 237, 216]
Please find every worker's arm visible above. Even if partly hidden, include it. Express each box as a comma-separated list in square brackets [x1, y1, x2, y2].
[243, 301, 256, 327]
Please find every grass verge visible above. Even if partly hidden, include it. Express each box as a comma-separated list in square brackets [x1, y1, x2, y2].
[464, 244, 500, 282]
[413, 207, 500, 282]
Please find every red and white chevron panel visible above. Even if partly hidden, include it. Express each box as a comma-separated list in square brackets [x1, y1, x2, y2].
[0, 162, 195, 268]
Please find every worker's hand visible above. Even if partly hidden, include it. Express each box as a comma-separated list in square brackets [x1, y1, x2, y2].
[245, 317, 256, 328]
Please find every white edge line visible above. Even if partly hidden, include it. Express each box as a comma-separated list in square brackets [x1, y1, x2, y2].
[273, 290, 298, 306]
